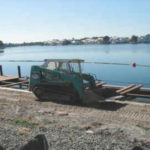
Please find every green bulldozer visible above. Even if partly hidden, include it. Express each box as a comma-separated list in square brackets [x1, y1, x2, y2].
[29, 59, 104, 102]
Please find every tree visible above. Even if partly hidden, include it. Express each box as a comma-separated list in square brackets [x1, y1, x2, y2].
[62, 40, 71, 45]
[0, 40, 4, 48]
[92, 37, 98, 39]
[103, 36, 110, 44]
[130, 35, 138, 44]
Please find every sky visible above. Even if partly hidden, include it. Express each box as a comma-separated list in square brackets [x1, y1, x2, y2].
[0, 0, 150, 43]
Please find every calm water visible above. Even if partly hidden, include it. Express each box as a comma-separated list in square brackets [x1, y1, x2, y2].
[0, 44, 150, 87]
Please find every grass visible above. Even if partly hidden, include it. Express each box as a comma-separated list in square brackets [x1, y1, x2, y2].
[137, 125, 150, 131]
[42, 118, 55, 124]
[43, 118, 50, 124]
[13, 119, 38, 127]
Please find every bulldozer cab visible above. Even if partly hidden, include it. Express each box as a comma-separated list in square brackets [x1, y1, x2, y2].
[42, 59, 84, 74]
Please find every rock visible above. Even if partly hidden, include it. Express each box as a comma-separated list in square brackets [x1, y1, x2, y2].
[86, 130, 94, 134]
[57, 125, 64, 130]
[55, 111, 69, 116]
[81, 125, 92, 130]
[0, 145, 5, 150]
[106, 145, 110, 150]
[38, 108, 53, 114]
[39, 126, 48, 132]
[91, 122, 102, 127]
[20, 134, 48, 150]
[132, 146, 143, 150]
[142, 139, 150, 146]
[133, 138, 138, 143]
[18, 127, 31, 134]
[95, 128, 111, 136]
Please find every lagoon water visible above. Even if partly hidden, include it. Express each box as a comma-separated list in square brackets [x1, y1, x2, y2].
[0, 44, 150, 87]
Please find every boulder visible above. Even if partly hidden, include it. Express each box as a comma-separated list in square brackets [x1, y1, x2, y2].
[20, 134, 48, 150]
[132, 146, 143, 150]
[0, 145, 5, 150]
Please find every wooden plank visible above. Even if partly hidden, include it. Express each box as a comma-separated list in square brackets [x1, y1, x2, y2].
[127, 93, 150, 98]
[103, 84, 150, 93]
[116, 84, 135, 93]
[0, 75, 19, 82]
[120, 84, 143, 95]
[96, 82, 107, 88]
[1, 81, 14, 84]
[1, 80, 29, 87]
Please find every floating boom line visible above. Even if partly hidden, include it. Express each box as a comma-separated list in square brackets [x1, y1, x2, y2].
[0, 60, 150, 68]
[85, 61, 130, 66]
[0, 60, 44, 62]
[85, 61, 150, 68]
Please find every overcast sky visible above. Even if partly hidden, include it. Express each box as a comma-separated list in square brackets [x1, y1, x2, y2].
[0, 0, 150, 43]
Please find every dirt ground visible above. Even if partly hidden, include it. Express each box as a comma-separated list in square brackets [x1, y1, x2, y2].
[0, 87, 150, 150]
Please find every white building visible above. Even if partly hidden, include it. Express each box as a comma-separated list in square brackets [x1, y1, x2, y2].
[110, 37, 130, 44]
[138, 35, 150, 43]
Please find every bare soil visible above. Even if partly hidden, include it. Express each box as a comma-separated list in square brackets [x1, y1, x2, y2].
[0, 87, 150, 150]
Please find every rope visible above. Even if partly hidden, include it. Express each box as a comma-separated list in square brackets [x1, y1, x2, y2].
[0, 60, 44, 62]
[85, 61, 130, 66]
[85, 61, 150, 68]
[0, 60, 150, 68]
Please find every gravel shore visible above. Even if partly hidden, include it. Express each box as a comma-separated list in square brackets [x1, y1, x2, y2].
[0, 88, 150, 150]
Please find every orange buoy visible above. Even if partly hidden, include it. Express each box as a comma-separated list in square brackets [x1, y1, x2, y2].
[132, 62, 136, 67]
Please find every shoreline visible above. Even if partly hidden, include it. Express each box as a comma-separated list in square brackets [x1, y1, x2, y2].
[3, 34, 150, 48]
[3, 42, 150, 49]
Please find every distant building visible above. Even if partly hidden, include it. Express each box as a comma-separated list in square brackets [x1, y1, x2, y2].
[71, 39, 82, 45]
[46, 39, 62, 45]
[110, 37, 130, 44]
[138, 34, 150, 43]
[28, 34, 150, 46]
[80, 37, 103, 44]
[81, 38, 98, 44]
[97, 37, 103, 44]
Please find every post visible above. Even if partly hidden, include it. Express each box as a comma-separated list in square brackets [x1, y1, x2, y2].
[18, 65, 22, 89]
[18, 65, 21, 78]
[0, 65, 3, 76]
